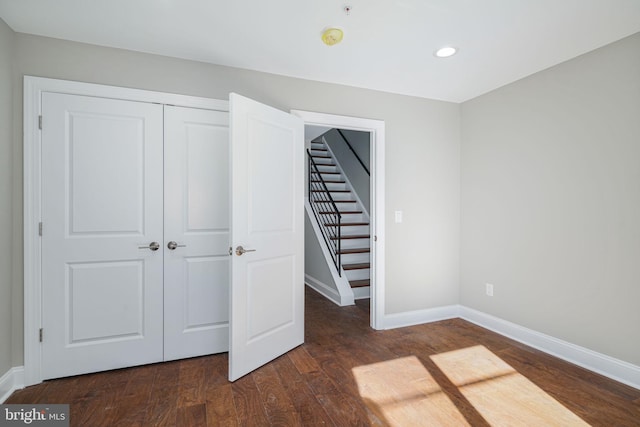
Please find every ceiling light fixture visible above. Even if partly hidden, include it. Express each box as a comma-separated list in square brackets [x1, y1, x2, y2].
[322, 28, 344, 46]
[435, 46, 458, 58]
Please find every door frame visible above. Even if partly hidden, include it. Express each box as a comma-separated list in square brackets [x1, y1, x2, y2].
[291, 110, 385, 330]
[23, 76, 228, 386]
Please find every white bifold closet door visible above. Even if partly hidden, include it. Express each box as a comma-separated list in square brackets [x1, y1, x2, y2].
[41, 93, 229, 379]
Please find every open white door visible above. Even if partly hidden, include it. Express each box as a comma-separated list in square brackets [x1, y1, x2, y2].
[229, 93, 304, 381]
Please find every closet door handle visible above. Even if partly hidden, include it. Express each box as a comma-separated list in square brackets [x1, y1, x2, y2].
[235, 245, 256, 256]
[139, 242, 160, 251]
[167, 241, 186, 250]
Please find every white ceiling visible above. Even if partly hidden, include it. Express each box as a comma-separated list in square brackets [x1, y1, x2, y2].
[1, 0, 639, 103]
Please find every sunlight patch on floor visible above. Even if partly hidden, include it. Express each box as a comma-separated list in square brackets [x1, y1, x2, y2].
[430, 345, 590, 426]
[352, 356, 471, 426]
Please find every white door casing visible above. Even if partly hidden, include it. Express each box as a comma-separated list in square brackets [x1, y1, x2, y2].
[163, 106, 230, 361]
[229, 93, 305, 381]
[291, 110, 385, 330]
[41, 92, 164, 379]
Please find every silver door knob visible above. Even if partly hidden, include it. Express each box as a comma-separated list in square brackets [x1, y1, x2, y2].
[167, 241, 186, 250]
[139, 242, 160, 251]
[235, 245, 256, 256]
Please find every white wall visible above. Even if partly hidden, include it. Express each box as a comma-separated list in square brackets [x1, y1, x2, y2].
[461, 32, 640, 366]
[0, 17, 14, 377]
[9, 33, 462, 365]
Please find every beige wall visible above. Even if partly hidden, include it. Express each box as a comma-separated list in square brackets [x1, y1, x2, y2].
[8, 33, 461, 366]
[0, 17, 14, 375]
[461, 33, 640, 365]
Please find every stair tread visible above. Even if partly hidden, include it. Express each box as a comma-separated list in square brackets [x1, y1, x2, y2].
[319, 171, 341, 175]
[311, 180, 346, 183]
[314, 200, 356, 204]
[339, 248, 370, 254]
[312, 189, 351, 193]
[343, 262, 370, 270]
[324, 222, 369, 226]
[318, 210, 363, 214]
[312, 155, 332, 159]
[349, 279, 370, 288]
[330, 234, 370, 240]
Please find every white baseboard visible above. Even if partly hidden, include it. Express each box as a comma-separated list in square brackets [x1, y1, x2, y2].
[0, 366, 25, 403]
[459, 306, 640, 391]
[379, 303, 639, 390]
[305, 275, 353, 306]
[381, 305, 459, 330]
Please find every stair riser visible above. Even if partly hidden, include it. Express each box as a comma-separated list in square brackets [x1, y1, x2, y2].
[353, 286, 370, 300]
[339, 225, 370, 235]
[338, 239, 371, 249]
[311, 193, 352, 202]
[312, 159, 334, 166]
[333, 202, 358, 210]
[338, 213, 365, 222]
[316, 164, 338, 170]
[319, 182, 347, 191]
[325, 193, 354, 201]
[344, 269, 370, 281]
[315, 213, 364, 223]
[341, 253, 370, 264]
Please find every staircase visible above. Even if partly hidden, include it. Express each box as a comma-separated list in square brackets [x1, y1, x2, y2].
[308, 139, 370, 298]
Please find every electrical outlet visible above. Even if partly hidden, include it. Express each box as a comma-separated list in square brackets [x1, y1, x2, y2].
[394, 211, 403, 223]
[486, 283, 494, 297]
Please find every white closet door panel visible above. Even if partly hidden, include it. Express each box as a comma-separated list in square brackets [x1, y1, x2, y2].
[164, 105, 230, 361]
[41, 92, 164, 380]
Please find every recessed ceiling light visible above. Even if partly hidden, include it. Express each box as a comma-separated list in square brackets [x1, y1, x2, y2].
[435, 46, 457, 58]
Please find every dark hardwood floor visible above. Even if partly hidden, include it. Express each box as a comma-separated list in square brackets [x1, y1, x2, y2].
[7, 287, 640, 426]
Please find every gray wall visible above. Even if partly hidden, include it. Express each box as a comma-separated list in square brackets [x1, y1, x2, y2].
[461, 33, 640, 366]
[8, 32, 461, 366]
[324, 128, 370, 212]
[0, 17, 14, 376]
[341, 129, 371, 171]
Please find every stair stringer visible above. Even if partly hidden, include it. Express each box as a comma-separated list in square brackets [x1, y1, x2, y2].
[304, 200, 355, 306]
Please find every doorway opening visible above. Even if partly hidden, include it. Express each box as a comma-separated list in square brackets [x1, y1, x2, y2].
[291, 110, 385, 330]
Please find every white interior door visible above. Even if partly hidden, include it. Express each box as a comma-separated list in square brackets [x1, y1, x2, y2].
[163, 105, 230, 361]
[229, 93, 304, 381]
[41, 92, 164, 379]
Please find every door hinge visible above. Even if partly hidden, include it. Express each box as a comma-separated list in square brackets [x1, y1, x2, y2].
[38, 222, 43, 236]
[38, 115, 42, 130]
[39, 328, 43, 342]
[374, 235, 377, 242]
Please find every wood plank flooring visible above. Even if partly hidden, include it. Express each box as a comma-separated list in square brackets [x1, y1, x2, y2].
[7, 287, 640, 426]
